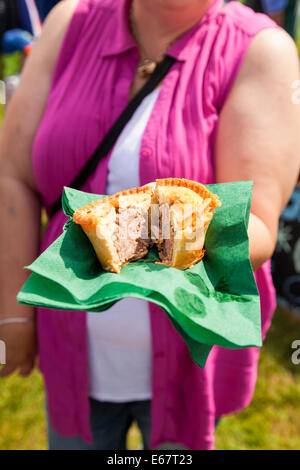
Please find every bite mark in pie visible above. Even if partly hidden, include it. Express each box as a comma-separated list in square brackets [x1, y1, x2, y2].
[73, 179, 221, 273]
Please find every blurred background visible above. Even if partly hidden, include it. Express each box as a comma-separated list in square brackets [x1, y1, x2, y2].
[0, 0, 300, 450]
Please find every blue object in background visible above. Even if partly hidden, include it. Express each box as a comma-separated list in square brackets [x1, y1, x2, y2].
[17, 0, 34, 34]
[225, 0, 288, 11]
[34, 0, 61, 21]
[1, 28, 33, 54]
[261, 0, 288, 12]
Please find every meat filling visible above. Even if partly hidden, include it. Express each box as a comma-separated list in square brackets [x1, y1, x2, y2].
[154, 203, 174, 265]
[159, 224, 174, 264]
[113, 205, 150, 265]
[112, 201, 177, 266]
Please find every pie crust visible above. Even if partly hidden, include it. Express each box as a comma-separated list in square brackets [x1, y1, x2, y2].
[73, 179, 221, 273]
[73, 184, 153, 273]
[153, 178, 221, 269]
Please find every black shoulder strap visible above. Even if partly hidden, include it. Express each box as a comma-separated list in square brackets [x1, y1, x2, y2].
[50, 55, 176, 216]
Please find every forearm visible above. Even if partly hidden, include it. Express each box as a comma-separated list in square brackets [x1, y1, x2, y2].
[247, 212, 277, 272]
[0, 176, 41, 319]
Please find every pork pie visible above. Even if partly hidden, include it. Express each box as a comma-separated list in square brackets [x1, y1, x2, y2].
[73, 178, 221, 273]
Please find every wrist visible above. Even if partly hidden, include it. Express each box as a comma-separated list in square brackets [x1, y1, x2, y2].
[0, 317, 35, 326]
[0, 305, 35, 322]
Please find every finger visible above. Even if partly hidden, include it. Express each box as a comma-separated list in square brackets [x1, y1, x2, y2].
[19, 360, 34, 377]
[0, 364, 17, 378]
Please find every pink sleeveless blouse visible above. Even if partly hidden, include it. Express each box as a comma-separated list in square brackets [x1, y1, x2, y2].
[32, 0, 277, 449]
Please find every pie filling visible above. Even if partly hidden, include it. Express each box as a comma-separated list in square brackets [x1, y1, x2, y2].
[108, 201, 178, 267]
[109, 201, 182, 268]
[156, 203, 174, 265]
[74, 179, 221, 273]
[92, 187, 213, 269]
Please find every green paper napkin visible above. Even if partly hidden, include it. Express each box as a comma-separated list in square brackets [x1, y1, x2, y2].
[18, 181, 262, 369]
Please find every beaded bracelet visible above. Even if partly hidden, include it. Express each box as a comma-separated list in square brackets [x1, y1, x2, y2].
[0, 317, 34, 326]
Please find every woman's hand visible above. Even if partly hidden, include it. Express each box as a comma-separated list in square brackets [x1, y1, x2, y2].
[0, 317, 36, 378]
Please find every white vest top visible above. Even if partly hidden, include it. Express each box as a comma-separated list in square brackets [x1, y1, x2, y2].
[87, 88, 161, 402]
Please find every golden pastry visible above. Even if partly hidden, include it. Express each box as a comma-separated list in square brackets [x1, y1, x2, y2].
[73, 179, 221, 273]
[73, 185, 153, 274]
[153, 178, 221, 270]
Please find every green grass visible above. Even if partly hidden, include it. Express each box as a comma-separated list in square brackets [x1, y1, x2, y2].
[0, 370, 46, 450]
[215, 307, 300, 450]
[0, 307, 299, 450]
